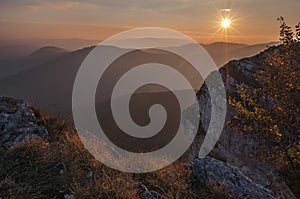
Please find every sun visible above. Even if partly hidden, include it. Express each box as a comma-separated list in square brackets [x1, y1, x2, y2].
[221, 18, 231, 29]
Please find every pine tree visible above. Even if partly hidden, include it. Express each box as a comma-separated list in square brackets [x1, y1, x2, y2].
[277, 16, 294, 44]
[295, 22, 300, 42]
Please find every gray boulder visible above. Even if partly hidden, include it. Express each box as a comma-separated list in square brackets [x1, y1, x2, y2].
[0, 96, 48, 148]
[191, 157, 275, 199]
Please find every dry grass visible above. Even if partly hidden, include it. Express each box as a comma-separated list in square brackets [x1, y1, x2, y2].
[0, 109, 229, 199]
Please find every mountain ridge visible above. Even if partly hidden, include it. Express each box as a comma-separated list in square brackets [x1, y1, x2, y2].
[30, 46, 69, 57]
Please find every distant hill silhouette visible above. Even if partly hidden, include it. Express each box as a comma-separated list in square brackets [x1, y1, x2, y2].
[202, 41, 279, 66]
[0, 44, 37, 60]
[0, 41, 278, 115]
[30, 46, 68, 58]
[0, 46, 69, 78]
[0, 38, 101, 52]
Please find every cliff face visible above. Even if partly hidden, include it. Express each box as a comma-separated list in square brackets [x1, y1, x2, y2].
[186, 46, 297, 198]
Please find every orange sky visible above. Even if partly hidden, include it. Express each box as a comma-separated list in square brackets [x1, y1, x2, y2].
[0, 0, 299, 44]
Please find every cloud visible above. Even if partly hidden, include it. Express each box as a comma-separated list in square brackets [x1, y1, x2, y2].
[26, 1, 79, 11]
[90, 0, 188, 8]
[0, 0, 194, 12]
[0, 0, 80, 10]
[220, 8, 231, 12]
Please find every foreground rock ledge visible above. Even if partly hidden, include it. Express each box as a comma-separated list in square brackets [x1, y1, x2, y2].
[191, 157, 275, 199]
[0, 96, 48, 148]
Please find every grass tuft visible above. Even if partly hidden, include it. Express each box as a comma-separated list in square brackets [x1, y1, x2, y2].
[0, 109, 229, 199]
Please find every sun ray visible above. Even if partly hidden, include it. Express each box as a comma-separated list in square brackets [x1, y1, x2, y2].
[200, 1, 246, 44]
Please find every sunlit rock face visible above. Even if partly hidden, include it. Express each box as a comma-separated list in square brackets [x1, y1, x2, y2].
[0, 96, 48, 149]
[185, 47, 297, 199]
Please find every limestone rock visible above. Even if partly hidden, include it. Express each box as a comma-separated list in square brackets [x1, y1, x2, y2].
[0, 96, 48, 148]
[191, 157, 275, 199]
[184, 47, 297, 198]
[134, 182, 169, 199]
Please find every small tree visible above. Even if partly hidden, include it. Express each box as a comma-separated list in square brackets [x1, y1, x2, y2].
[229, 18, 300, 170]
[277, 16, 294, 44]
[295, 22, 300, 41]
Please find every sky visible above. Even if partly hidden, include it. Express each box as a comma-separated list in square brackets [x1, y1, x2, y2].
[0, 0, 299, 44]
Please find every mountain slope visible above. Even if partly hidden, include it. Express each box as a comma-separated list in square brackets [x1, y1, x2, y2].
[0, 42, 278, 115]
[0, 46, 69, 78]
[30, 46, 68, 58]
[202, 42, 278, 66]
[185, 44, 298, 198]
[0, 46, 93, 114]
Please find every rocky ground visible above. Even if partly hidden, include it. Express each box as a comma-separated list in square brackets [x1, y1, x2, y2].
[0, 45, 299, 198]
[0, 97, 48, 149]
[0, 96, 227, 199]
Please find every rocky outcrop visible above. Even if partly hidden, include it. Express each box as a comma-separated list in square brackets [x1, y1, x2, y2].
[191, 157, 275, 199]
[185, 47, 297, 199]
[134, 182, 169, 199]
[0, 96, 48, 149]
